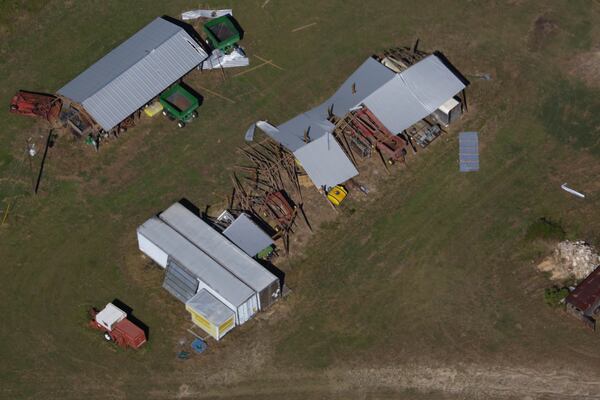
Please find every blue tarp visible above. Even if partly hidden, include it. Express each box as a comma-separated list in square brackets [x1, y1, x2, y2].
[459, 132, 479, 172]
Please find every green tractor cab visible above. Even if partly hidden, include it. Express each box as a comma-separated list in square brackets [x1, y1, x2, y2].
[159, 84, 200, 128]
[203, 15, 241, 53]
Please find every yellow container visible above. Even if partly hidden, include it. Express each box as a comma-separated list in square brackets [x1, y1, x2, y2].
[327, 185, 348, 206]
[143, 101, 163, 117]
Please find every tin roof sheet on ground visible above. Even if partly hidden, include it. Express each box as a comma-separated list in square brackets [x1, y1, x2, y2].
[58, 17, 208, 131]
[293, 133, 359, 189]
[566, 266, 600, 312]
[223, 213, 274, 256]
[186, 289, 235, 326]
[362, 54, 466, 134]
[137, 217, 254, 307]
[159, 203, 278, 293]
[459, 131, 480, 172]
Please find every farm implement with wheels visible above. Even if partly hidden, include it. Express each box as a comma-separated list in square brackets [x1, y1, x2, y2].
[159, 84, 200, 128]
[344, 107, 408, 165]
[9, 91, 62, 123]
[89, 303, 147, 349]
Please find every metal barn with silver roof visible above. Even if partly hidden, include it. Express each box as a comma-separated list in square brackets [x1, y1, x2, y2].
[58, 17, 208, 131]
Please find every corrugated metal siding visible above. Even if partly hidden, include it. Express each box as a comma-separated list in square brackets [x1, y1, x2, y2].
[459, 132, 479, 172]
[58, 17, 208, 131]
[163, 259, 199, 303]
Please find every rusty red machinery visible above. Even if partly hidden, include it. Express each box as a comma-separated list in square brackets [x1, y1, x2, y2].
[88, 303, 147, 349]
[9, 91, 62, 123]
[345, 107, 408, 164]
[265, 190, 296, 228]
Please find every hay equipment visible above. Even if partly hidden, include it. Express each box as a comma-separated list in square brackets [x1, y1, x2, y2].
[9, 91, 62, 123]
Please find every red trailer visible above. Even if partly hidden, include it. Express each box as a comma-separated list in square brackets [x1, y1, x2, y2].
[346, 107, 408, 164]
[89, 303, 146, 349]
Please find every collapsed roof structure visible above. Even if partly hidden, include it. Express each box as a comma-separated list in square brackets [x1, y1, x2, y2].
[252, 53, 467, 190]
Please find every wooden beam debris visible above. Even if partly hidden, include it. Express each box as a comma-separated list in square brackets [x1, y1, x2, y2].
[291, 22, 317, 33]
[194, 85, 236, 104]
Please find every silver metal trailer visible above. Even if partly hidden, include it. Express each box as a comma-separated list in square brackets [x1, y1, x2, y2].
[159, 202, 281, 310]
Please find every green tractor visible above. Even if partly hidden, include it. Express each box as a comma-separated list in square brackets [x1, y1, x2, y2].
[159, 84, 200, 128]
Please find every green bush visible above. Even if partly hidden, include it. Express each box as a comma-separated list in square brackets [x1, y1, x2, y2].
[526, 217, 566, 241]
[544, 286, 569, 308]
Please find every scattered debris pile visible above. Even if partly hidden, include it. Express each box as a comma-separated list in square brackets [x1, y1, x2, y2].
[537, 240, 600, 281]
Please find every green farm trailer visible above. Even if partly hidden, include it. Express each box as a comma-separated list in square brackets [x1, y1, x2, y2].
[203, 15, 241, 53]
[159, 84, 199, 128]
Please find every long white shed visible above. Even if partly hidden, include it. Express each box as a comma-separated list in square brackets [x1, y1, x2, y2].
[159, 202, 281, 309]
[137, 217, 259, 325]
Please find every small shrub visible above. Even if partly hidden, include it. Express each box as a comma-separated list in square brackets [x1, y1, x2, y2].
[544, 286, 569, 308]
[525, 217, 566, 241]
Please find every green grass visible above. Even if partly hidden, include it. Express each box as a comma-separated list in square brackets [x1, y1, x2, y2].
[1, 1, 600, 399]
[525, 218, 566, 242]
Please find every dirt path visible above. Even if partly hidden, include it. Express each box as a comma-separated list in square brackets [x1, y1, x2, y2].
[148, 363, 600, 399]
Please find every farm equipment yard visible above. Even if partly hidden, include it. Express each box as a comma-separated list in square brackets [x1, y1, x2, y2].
[1, 1, 600, 399]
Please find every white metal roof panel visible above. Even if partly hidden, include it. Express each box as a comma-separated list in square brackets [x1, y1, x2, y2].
[58, 17, 208, 131]
[137, 217, 255, 307]
[293, 133, 359, 189]
[186, 289, 235, 326]
[362, 54, 465, 134]
[159, 203, 278, 293]
[223, 213, 274, 257]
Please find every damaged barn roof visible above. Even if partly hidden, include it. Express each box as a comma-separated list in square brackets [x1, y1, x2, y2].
[58, 17, 209, 131]
[256, 53, 465, 190]
[362, 54, 466, 134]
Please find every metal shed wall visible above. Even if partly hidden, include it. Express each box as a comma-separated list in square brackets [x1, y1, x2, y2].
[58, 17, 208, 131]
[137, 217, 257, 324]
[159, 203, 280, 309]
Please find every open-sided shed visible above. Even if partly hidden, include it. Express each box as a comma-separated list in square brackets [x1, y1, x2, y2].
[58, 17, 209, 132]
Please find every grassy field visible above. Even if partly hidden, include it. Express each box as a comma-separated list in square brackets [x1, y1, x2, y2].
[1, 0, 600, 398]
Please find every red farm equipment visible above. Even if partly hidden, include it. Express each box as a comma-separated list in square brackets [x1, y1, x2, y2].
[344, 107, 408, 164]
[89, 303, 147, 349]
[9, 91, 62, 123]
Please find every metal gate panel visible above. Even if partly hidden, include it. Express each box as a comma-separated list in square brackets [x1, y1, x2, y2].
[163, 259, 199, 303]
